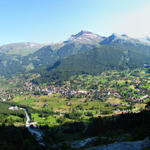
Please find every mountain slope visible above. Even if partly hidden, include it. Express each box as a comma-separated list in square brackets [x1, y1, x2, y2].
[100, 33, 144, 45]
[21, 31, 102, 70]
[0, 31, 102, 76]
[0, 42, 46, 56]
[0, 53, 24, 76]
[1, 31, 150, 78]
[35, 44, 150, 83]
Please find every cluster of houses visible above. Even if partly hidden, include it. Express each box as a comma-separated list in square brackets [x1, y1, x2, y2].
[0, 89, 14, 101]
[0, 81, 149, 107]
[23, 82, 88, 96]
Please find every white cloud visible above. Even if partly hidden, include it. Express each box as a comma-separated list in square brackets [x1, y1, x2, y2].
[114, 4, 150, 38]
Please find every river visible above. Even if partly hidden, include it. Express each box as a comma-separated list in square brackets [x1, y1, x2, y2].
[9, 106, 46, 147]
[22, 108, 46, 147]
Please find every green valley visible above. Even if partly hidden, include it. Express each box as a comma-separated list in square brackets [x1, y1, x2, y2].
[0, 31, 150, 150]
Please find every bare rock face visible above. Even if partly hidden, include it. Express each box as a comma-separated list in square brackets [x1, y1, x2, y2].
[71, 137, 97, 149]
[86, 137, 150, 150]
[66, 30, 105, 44]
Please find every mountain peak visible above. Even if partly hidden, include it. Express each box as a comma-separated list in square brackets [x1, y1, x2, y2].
[66, 30, 105, 44]
[100, 33, 138, 45]
[146, 36, 150, 41]
[75, 30, 93, 36]
[70, 30, 97, 39]
[121, 34, 128, 37]
[110, 33, 130, 40]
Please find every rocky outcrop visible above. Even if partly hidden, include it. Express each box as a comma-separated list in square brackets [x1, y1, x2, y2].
[86, 137, 150, 150]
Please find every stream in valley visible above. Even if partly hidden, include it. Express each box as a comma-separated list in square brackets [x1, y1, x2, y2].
[22, 108, 46, 147]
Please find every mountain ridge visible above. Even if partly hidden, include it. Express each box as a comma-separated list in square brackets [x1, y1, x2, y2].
[1, 30, 150, 54]
[65, 30, 105, 44]
[0, 30, 150, 78]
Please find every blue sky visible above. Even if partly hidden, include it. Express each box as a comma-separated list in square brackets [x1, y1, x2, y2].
[0, 0, 150, 45]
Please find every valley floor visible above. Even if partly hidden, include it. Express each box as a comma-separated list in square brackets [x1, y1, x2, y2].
[0, 68, 149, 149]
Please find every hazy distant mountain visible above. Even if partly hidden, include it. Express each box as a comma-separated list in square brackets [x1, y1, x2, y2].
[100, 33, 141, 45]
[99, 33, 150, 46]
[0, 42, 46, 56]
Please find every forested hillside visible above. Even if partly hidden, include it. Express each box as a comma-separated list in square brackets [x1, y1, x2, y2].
[34, 44, 150, 83]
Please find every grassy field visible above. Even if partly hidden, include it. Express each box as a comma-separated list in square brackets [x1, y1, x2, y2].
[0, 102, 25, 126]
[4, 68, 150, 128]
[106, 98, 122, 105]
[12, 93, 130, 127]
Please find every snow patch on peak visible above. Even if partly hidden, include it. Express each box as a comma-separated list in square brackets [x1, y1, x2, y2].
[66, 30, 105, 44]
